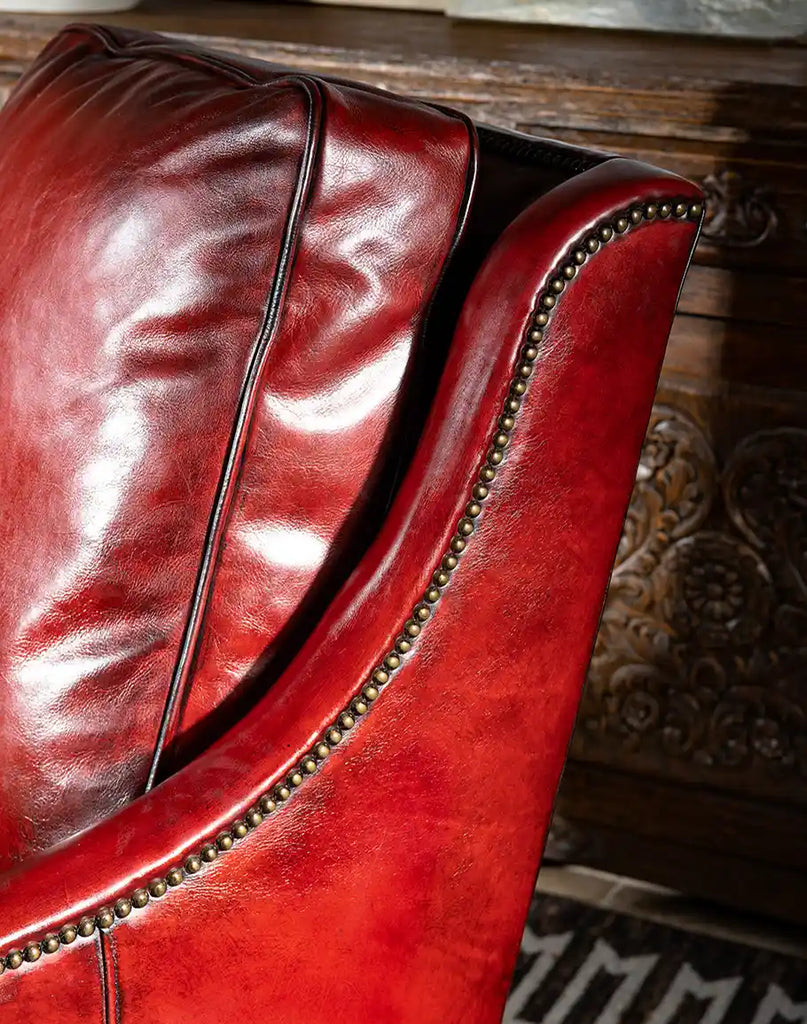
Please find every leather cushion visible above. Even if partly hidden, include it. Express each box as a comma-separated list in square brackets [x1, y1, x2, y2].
[0, 24, 473, 867]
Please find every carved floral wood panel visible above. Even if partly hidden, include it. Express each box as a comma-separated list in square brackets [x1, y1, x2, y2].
[574, 405, 807, 797]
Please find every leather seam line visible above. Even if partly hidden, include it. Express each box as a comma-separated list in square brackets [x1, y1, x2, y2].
[0, 195, 703, 978]
[144, 76, 325, 790]
[96, 931, 120, 1024]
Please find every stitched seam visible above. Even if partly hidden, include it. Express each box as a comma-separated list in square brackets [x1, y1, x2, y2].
[0, 196, 702, 978]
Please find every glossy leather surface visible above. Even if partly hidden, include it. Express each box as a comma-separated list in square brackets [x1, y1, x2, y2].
[0, 134, 701, 1020]
[0, 25, 473, 868]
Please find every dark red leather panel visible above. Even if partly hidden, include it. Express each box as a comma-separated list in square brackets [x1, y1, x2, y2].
[0, 160, 700, 1022]
[0, 939, 103, 1022]
[0, 26, 472, 866]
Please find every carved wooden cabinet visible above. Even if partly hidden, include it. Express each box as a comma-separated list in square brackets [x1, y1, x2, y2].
[0, 2, 804, 922]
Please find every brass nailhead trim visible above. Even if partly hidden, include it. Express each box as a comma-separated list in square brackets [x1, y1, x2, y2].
[0, 197, 701, 974]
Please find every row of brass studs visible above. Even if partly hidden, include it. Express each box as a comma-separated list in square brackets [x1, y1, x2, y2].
[0, 196, 702, 976]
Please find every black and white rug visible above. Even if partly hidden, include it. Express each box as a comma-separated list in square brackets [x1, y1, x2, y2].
[505, 896, 807, 1024]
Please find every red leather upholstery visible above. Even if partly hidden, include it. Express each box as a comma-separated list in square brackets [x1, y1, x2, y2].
[0, 26, 702, 1021]
[0, 24, 473, 868]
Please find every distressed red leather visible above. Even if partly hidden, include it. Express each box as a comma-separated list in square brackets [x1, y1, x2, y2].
[0, 26, 701, 1021]
[0, 24, 473, 869]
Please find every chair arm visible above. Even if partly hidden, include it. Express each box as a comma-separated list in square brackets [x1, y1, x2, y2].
[0, 157, 702, 1023]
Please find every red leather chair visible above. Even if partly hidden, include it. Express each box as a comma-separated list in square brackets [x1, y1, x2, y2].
[0, 25, 702, 1022]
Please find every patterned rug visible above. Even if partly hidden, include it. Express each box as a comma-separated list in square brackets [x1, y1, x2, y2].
[505, 895, 807, 1024]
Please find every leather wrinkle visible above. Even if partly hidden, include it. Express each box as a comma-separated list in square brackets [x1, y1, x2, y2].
[73, 27, 475, 793]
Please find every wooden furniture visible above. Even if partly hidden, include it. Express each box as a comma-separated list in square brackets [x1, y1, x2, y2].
[0, 1, 804, 924]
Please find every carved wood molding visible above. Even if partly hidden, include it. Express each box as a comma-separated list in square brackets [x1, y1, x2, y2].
[576, 406, 807, 793]
[701, 169, 779, 249]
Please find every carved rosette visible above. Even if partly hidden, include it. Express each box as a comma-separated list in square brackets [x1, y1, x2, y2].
[580, 407, 807, 781]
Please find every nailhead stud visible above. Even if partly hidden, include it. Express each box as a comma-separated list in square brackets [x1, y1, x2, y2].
[115, 898, 133, 919]
[132, 888, 151, 908]
[97, 908, 115, 931]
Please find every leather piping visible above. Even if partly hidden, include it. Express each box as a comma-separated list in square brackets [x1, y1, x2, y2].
[145, 81, 323, 790]
[0, 197, 703, 979]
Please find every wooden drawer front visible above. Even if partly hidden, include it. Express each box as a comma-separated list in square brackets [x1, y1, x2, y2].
[576, 385, 807, 808]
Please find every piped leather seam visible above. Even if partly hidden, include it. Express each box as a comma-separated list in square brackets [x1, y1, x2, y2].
[144, 77, 325, 791]
[0, 196, 703, 979]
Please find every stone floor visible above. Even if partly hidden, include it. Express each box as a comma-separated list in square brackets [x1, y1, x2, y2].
[536, 865, 807, 960]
